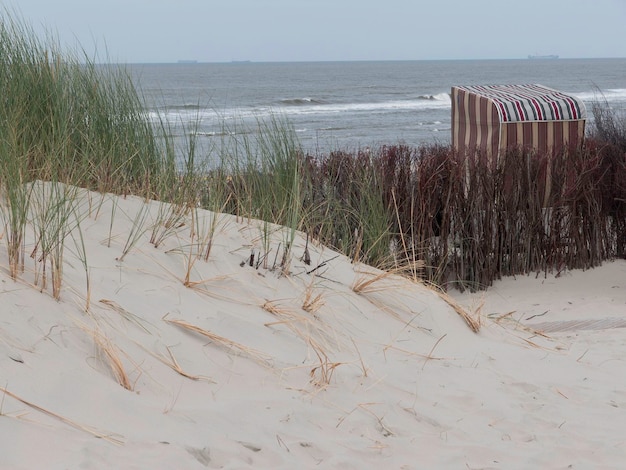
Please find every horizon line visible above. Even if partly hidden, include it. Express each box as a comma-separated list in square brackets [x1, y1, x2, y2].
[115, 56, 626, 66]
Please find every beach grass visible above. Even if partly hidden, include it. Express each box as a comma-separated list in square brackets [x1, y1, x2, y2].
[0, 8, 624, 302]
[0, 9, 175, 293]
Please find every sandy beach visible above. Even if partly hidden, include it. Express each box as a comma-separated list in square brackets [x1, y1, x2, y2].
[1, 187, 625, 469]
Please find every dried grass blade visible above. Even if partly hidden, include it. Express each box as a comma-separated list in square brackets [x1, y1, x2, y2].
[91, 330, 133, 390]
[163, 315, 271, 365]
[308, 338, 342, 387]
[422, 334, 447, 370]
[0, 386, 124, 445]
[99, 299, 152, 334]
[352, 270, 393, 294]
[302, 290, 324, 313]
[130, 340, 214, 382]
[431, 289, 481, 333]
[262, 300, 337, 351]
[163, 346, 212, 382]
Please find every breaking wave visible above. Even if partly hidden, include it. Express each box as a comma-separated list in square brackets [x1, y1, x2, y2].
[417, 93, 451, 102]
[279, 97, 326, 106]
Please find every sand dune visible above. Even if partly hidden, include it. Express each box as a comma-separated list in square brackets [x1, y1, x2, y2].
[1, 187, 625, 469]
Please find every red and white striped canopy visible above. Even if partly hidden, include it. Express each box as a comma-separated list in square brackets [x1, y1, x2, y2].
[453, 84, 586, 123]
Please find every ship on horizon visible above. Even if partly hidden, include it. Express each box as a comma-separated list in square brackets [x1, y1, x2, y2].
[528, 54, 559, 60]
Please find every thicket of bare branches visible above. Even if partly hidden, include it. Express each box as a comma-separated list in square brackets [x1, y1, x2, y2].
[299, 138, 625, 291]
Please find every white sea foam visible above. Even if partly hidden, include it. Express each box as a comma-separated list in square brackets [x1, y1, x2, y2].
[150, 95, 453, 125]
[573, 88, 626, 103]
[279, 98, 451, 115]
[417, 92, 451, 102]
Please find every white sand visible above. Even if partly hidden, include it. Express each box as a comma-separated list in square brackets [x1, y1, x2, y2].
[1, 187, 625, 469]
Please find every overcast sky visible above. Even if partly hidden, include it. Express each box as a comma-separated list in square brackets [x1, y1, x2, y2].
[6, 0, 626, 63]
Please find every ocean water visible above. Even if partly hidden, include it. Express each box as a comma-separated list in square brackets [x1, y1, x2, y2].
[130, 58, 626, 155]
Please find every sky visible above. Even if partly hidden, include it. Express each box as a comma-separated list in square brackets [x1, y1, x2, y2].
[5, 0, 626, 63]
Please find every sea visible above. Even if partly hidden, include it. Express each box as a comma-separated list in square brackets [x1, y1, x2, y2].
[129, 58, 626, 156]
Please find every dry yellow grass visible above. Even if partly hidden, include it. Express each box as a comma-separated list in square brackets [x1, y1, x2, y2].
[99, 299, 152, 334]
[351, 262, 424, 295]
[90, 329, 134, 391]
[163, 314, 271, 365]
[352, 264, 480, 332]
[301, 287, 325, 314]
[0, 385, 124, 445]
[351, 269, 394, 295]
[308, 339, 343, 388]
[262, 299, 295, 320]
[159, 346, 214, 382]
[262, 299, 313, 340]
[262, 298, 339, 355]
[426, 285, 481, 333]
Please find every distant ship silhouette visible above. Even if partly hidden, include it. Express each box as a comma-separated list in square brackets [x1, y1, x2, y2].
[528, 54, 559, 60]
